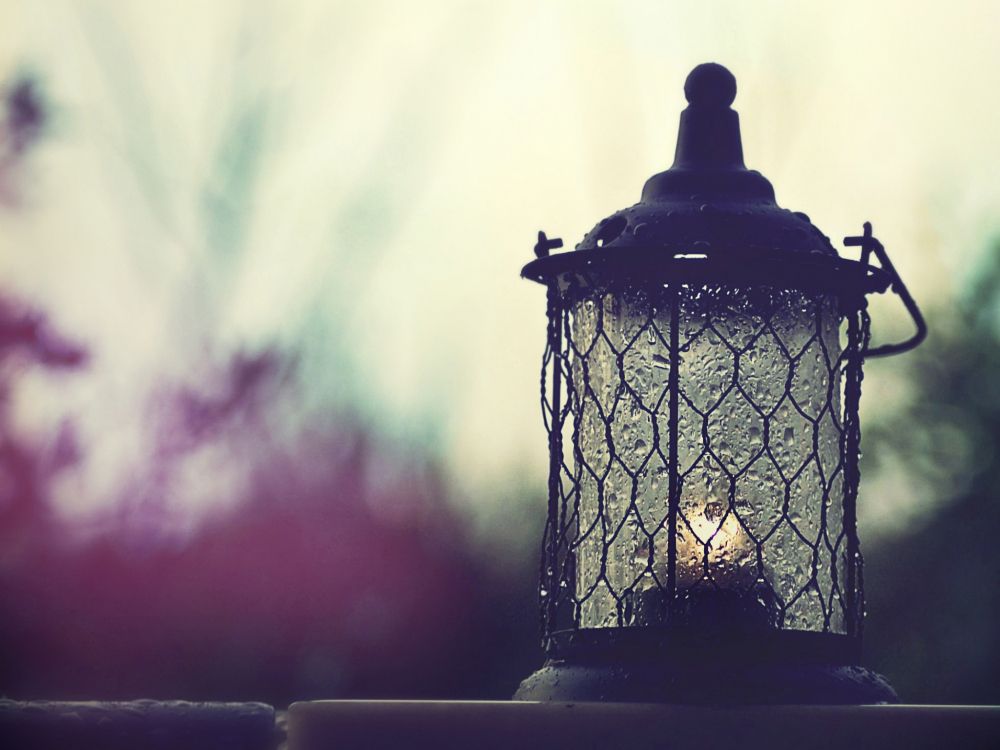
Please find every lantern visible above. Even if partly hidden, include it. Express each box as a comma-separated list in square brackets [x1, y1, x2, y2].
[515, 63, 925, 704]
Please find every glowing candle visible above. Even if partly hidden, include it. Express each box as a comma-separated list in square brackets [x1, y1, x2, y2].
[673, 499, 756, 590]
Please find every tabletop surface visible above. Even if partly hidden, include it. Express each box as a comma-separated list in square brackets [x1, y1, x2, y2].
[288, 701, 1000, 750]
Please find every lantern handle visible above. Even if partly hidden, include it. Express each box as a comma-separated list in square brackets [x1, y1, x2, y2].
[844, 222, 927, 358]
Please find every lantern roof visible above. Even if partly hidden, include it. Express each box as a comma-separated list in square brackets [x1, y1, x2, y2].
[522, 63, 891, 298]
[575, 62, 838, 258]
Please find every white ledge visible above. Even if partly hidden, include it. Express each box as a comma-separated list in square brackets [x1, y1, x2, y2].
[288, 701, 1000, 750]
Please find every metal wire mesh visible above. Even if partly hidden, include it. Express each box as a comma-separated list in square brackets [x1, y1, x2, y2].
[539, 280, 870, 642]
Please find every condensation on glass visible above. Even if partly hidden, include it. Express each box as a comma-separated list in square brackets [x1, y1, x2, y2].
[556, 284, 850, 634]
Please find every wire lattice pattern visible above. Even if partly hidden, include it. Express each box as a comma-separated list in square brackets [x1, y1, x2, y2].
[540, 282, 869, 641]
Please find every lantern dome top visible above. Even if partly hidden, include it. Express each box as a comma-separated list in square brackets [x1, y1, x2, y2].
[573, 62, 836, 258]
[522, 63, 892, 298]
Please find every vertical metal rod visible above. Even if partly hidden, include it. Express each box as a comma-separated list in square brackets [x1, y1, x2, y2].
[544, 283, 563, 636]
[843, 306, 864, 639]
[666, 286, 681, 609]
[858, 221, 873, 266]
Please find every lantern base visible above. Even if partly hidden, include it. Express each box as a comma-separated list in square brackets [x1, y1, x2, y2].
[514, 661, 897, 705]
[513, 628, 898, 704]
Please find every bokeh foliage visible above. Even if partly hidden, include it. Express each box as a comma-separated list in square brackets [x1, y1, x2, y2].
[864, 241, 1000, 704]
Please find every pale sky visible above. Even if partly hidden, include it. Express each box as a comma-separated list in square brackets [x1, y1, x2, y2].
[2, 1, 999, 535]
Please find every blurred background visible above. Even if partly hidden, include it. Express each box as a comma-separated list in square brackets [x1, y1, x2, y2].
[0, 0, 998, 705]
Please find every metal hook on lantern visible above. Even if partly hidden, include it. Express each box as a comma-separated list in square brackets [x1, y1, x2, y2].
[845, 222, 927, 358]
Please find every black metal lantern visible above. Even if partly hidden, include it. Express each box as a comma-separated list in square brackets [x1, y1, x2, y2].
[515, 63, 926, 704]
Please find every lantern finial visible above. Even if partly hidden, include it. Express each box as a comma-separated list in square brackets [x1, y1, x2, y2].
[684, 62, 736, 107]
[672, 62, 745, 170]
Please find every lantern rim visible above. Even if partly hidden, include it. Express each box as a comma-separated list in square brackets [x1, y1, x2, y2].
[521, 245, 891, 299]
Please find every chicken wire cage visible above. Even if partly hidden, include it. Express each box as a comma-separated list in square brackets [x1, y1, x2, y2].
[515, 64, 925, 704]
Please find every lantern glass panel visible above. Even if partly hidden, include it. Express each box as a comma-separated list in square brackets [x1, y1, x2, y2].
[568, 285, 848, 633]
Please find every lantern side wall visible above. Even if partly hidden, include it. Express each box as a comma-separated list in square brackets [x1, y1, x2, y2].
[543, 284, 860, 637]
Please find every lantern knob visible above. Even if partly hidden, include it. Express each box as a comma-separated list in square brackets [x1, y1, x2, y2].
[669, 62, 745, 171]
[684, 63, 736, 108]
